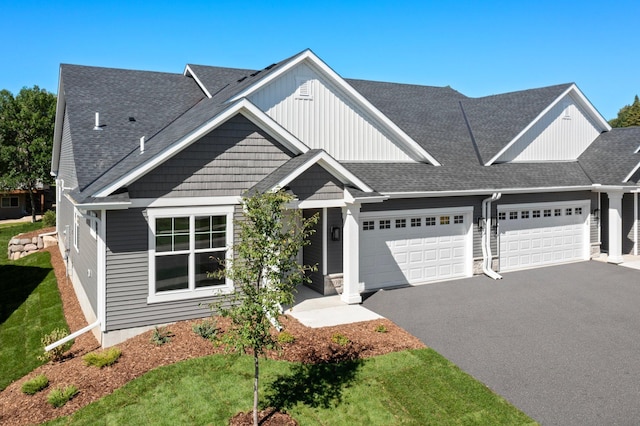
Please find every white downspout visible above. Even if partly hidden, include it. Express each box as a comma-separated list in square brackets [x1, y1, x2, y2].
[45, 320, 101, 352]
[482, 193, 502, 280]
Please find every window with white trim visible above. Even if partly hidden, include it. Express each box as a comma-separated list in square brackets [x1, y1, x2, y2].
[440, 216, 450, 225]
[363, 220, 375, 231]
[544, 209, 551, 217]
[411, 218, 421, 227]
[379, 219, 391, 229]
[575, 207, 582, 215]
[87, 211, 98, 239]
[425, 217, 436, 226]
[454, 215, 464, 224]
[498, 212, 506, 221]
[395, 219, 406, 228]
[148, 206, 233, 303]
[1, 196, 18, 208]
[532, 210, 541, 218]
[509, 211, 518, 220]
[521, 211, 529, 219]
[565, 208, 572, 216]
[554, 209, 562, 217]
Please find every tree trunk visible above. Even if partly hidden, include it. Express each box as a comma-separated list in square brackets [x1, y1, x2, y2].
[28, 188, 37, 223]
[253, 352, 259, 426]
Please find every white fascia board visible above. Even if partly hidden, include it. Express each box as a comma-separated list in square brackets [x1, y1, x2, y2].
[183, 65, 213, 99]
[51, 70, 66, 176]
[383, 185, 596, 198]
[228, 50, 441, 166]
[486, 84, 611, 166]
[64, 192, 131, 210]
[272, 150, 374, 193]
[93, 99, 308, 198]
[623, 160, 640, 183]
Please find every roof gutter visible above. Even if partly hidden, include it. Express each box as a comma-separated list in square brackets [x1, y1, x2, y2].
[383, 185, 595, 199]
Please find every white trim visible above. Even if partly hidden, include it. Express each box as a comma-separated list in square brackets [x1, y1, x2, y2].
[322, 207, 327, 276]
[635, 193, 638, 256]
[623, 160, 640, 183]
[146, 205, 234, 304]
[383, 186, 595, 199]
[486, 85, 612, 166]
[93, 99, 309, 198]
[51, 69, 66, 176]
[296, 199, 346, 209]
[97, 209, 106, 333]
[271, 150, 373, 194]
[130, 196, 242, 208]
[183, 65, 213, 98]
[227, 50, 441, 166]
[73, 208, 80, 253]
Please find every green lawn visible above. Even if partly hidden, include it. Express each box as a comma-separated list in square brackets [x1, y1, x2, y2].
[47, 349, 536, 425]
[0, 222, 69, 390]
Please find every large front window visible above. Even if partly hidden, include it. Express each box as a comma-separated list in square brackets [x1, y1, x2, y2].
[148, 206, 233, 303]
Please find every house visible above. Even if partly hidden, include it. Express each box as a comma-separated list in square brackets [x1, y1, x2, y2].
[0, 187, 54, 220]
[51, 49, 640, 347]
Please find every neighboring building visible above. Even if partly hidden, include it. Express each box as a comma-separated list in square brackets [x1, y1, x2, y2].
[0, 187, 54, 220]
[51, 49, 640, 346]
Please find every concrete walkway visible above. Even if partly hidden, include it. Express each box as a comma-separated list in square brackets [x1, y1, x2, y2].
[285, 285, 382, 328]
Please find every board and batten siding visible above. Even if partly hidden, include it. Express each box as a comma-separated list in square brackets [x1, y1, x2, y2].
[249, 62, 415, 162]
[497, 94, 601, 162]
[289, 164, 344, 201]
[59, 107, 78, 188]
[128, 115, 293, 199]
[105, 208, 231, 332]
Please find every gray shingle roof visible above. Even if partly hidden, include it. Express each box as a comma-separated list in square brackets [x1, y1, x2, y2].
[579, 127, 640, 184]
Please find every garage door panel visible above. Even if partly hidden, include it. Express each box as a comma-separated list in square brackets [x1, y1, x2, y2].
[361, 210, 470, 289]
[499, 202, 588, 272]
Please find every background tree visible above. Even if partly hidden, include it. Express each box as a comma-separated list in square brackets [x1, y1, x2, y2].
[211, 190, 318, 425]
[0, 86, 56, 222]
[609, 95, 640, 128]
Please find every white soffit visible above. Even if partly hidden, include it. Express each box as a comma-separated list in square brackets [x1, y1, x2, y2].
[486, 84, 612, 166]
[227, 50, 441, 166]
[93, 99, 310, 198]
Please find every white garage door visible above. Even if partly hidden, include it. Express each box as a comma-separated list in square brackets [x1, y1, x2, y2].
[360, 208, 472, 290]
[498, 201, 589, 272]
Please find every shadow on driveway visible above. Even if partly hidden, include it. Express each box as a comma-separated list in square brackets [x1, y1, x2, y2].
[363, 261, 640, 426]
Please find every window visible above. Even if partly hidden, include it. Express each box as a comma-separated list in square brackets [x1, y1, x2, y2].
[509, 211, 518, 220]
[498, 212, 506, 221]
[425, 217, 436, 226]
[87, 211, 98, 239]
[440, 216, 450, 225]
[363, 220, 375, 231]
[379, 219, 391, 229]
[575, 207, 582, 215]
[73, 210, 80, 252]
[565, 208, 572, 216]
[521, 211, 530, 219]
[532, 210, 541, 218]
[544, 209, 551, 217]
[554, 209, 562, 217]
[1, 196, 18, 208]
[149, 207, 233, 303]
[395, 219, 406, 228]
[454, 215, 464, 224]
[411, 218, 421, 227]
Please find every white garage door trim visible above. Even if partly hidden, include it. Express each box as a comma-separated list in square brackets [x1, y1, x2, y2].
[498, 200, 590, 272]
[360, 207, 473, 290]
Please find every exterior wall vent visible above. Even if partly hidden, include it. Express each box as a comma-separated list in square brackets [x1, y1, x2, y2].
[296, 77, 313, 100]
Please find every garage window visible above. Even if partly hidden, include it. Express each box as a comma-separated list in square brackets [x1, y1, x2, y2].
[454, 215, 464, 224]
[395, 219, 406, 228]
[575, 207, 582, 215]
[565, 208, 572, 216]
[411, 218, 421, 227]
[363, 220, 375, 231]
[544, 209, 551, 217]
[532, 210, 541, 218]
[440, 216, 450, 225]
[554, 209, 562, 217]
[509, 211, 518, 220]
[498, 212, 506, 220]
[379, 219, 391, 229]
[425, 217, 436, 226]
[521, 211, 529, 219]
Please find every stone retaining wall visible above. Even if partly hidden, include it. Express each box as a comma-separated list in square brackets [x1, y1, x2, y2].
[7, 234, 58, 260]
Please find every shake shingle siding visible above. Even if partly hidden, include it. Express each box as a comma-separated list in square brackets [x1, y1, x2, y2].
[104, 208, 228, 331]
[59, 108, 78, 188]
[128, 115, 293, 198]
[289, 164, 343, 201]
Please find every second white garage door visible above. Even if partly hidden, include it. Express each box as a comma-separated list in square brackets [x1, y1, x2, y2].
[360, 207, 473, 290]
[498, 201, 590, 272]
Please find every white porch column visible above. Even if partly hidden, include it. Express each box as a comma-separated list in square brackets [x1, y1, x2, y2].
[341, 203, 362, 304]
[607, 191, 624, 264]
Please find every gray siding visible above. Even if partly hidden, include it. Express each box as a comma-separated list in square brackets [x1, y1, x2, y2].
[303, 209, 323, 293]
[289, 165, 344, 201]
[128, 115, 293, 198]
[622, 193, 635, 254]
[104, 208, 230, 331]
[326, 207, 343, 274]
[58, 108, 78, 187]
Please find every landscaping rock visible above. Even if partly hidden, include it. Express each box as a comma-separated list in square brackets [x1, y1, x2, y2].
[43, 235, 57, 248]
[10, 244, 24, 253]
[19, 238, 31, 245]
[24, 243, 38, 251]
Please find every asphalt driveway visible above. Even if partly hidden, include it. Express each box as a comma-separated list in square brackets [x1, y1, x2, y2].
[363, 261, 640, 425]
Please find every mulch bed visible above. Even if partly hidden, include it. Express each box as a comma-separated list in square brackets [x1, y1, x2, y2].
[0, 229, 425, 426]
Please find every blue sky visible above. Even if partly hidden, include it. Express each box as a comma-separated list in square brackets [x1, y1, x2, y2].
[1, 0, 638, 120]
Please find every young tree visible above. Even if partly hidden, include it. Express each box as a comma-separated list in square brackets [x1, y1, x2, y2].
[0, 86, 56, 222]
[609, 95, 640, 128]
[211, 190, 318, 425]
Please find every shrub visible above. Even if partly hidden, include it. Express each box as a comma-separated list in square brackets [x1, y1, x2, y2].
[38, 329, 72, 362]
[42, 210, 56, 227]
[374, 324, 388, 333]
[192, 320, 218, 341]
[331, 333, 350, 346]
[150, 326, 173, 346]
[21, 374, 49, 395]
[47, 385, 79, 408]
[83, 347, 122, 368]
[277, 331, 296, 344]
